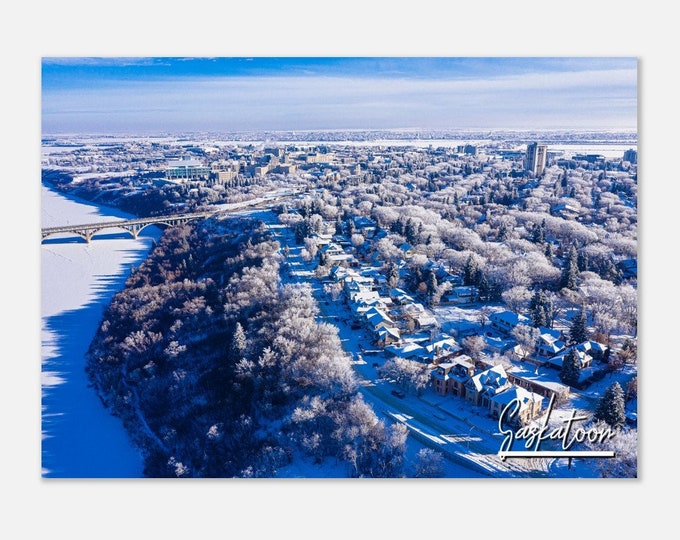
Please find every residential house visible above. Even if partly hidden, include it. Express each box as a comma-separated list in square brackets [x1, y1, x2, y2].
[364, 307, 395, 333]
[415, 313, 438, 331]
[375, 327, 401, 348]
[575, 340, 608, 362]
[535, 331, 566, 360]
[484, 335, 514, 356]
[385, 342, 428, 362]
[431, 355, 475, 397]
[329, 265, 354, 284]
[507, 370, 571, 403]
[388, 288, 414, 305]
[444, 286, 479, 305]
[465, 364, 512, 408]
[425, 336, 462, 364]
[489, 310, 530, 335]
[490, 386, 544, 424]
[547, 347, 593, 370]
[399, 242, 414, 258]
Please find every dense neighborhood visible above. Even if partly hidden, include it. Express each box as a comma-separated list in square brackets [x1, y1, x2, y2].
[42, 130, 638, 477]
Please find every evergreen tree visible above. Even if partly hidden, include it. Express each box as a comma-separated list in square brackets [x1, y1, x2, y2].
[318, 250, 330, 267]
[345, 219, 356, 237]
[530, 290, 547, 328]
[477, 273, 490, 302]
[463, 255, 478, 286]
[544, 242, 553, 259]
[594, 382, 626, 428]
[497, 221, 509, 241]
[560, 244, 579, 290]
[426, 271, 438, 297]
[569, 307, 588, 344]
[405, 218, 419, 245]
[578, 251, 589, 272]
[387, 262, 400, 289]
[335, 219, 344, 237]
[559, 348, 581, 387]
[531, 222, 545, 244]
[231, 322, 247, 358]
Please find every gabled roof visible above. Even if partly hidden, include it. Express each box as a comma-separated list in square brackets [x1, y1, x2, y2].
[575, 340, 608, 353]
[548, 348, 592, 368]
[386, 342, 426, 359]
[366, 309, 394, 326]
[490, 310, 529, 327]
[467, 364, 509, 394]
[537, 334, 565, 354]
[491, 386, 544, 408]
[416, 315, 438, 328]
[378, 327, 401, 340]
[484, 335, 513, 351]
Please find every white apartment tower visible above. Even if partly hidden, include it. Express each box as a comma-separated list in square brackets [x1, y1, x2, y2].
[525, 142, 548, 176]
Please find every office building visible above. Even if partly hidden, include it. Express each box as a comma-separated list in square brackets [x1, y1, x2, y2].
[525, 142, 548, 176]
[165, 158, 210, 182]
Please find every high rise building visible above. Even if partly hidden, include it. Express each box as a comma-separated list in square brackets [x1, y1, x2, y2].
[623, 149, 637, 164]
[525, 142, 548, 176]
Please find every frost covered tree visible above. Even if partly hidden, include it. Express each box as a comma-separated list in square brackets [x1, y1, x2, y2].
[594, 382, 626, 428]
[462, 335, 486, 361]
[386, 261, 400, 289]
[379, 358, 431, 396]
[584, 421, 637, 478]
[413, 448, 446, 478]
[512, 324, 540, 360]
[231, 322, 247, 357]
[502, 286, 532, 314]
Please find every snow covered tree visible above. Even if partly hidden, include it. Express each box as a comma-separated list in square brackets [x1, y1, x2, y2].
[231, 322, 247, 357]
[463, 254, 479, 286]
[502, 286, 532, 314]
[512, 324, 540, 360]
[560, 244, 579, 290]
[529, 289, 553, 328]
[587, 423, 637, 478]
[387, 262, 400, 289]
[413, 448, 446, 478]
[426, 271, 438, 297]
[569, 306, 588, 344]
[594, 382, 626, 428]
[559, 348, 581, 387]
[462, 335, 486, 361]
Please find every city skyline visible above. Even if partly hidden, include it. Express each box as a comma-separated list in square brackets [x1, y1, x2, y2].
[41, 57, 637, 135]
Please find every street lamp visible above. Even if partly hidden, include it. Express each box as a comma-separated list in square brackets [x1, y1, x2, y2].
[466, 425, 476, 450]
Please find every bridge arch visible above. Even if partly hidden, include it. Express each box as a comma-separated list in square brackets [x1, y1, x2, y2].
[40, 211, 219, 244]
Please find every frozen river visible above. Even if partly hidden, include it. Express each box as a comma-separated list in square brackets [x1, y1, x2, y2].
[41, 184, 160, 477]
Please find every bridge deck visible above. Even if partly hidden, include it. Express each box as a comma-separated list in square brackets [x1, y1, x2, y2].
[41, 211, 216, 235]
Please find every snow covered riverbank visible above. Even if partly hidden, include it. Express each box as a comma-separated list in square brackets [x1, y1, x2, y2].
[41, 185, 161, 477]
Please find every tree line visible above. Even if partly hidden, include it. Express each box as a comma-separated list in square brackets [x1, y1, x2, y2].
[86, 216, 408, 477]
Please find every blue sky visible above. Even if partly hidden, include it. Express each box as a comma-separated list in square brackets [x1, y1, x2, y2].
[41, 57, 637, 134]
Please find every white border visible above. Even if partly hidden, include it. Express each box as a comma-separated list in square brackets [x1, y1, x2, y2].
[4, 1, 672, 538]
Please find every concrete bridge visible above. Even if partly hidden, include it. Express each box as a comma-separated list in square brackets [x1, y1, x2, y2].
[41, 210, 220, 243]
[41, 190, 299, 243]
